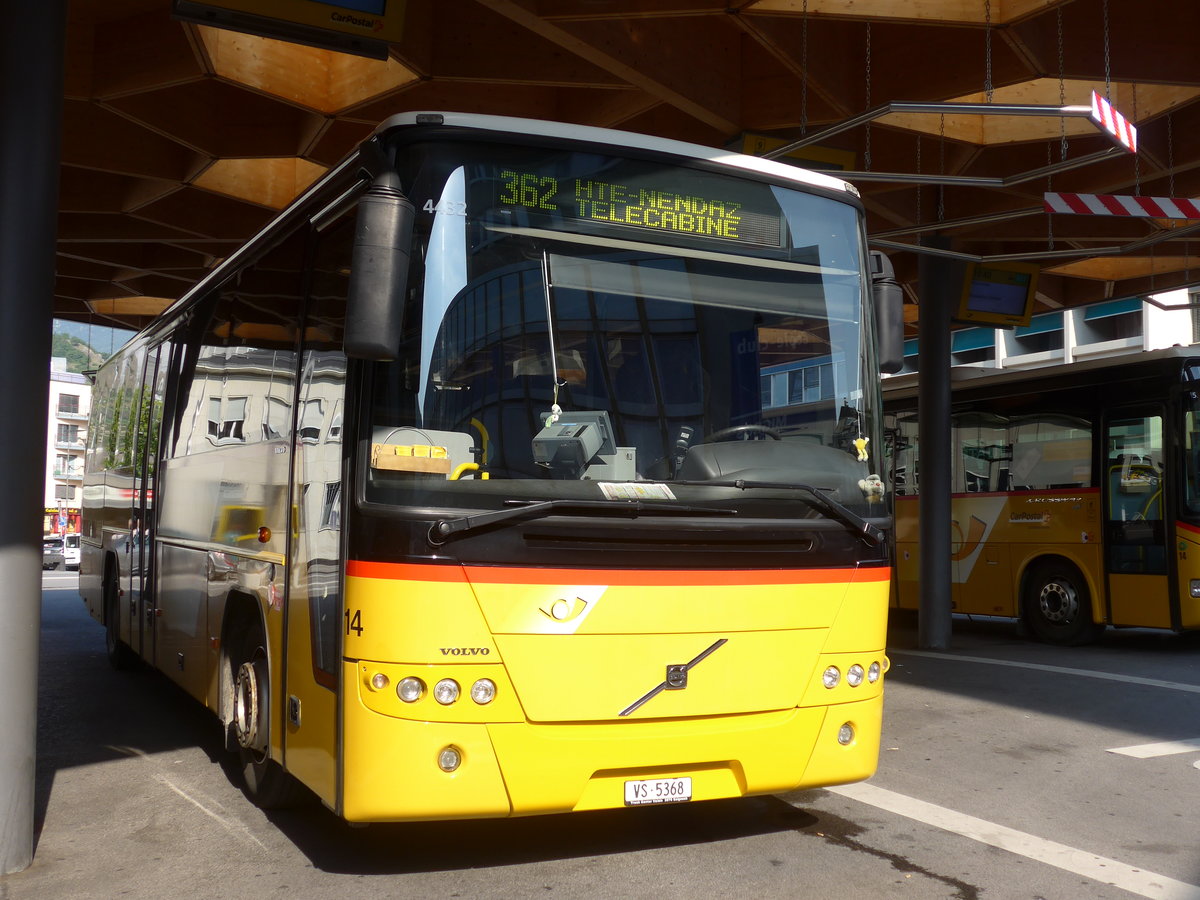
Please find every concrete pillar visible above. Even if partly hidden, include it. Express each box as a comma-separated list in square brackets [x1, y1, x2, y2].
[0, 0, 66, 873]
[916, 239, 962, 651]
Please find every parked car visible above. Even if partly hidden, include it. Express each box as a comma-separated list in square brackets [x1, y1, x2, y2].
[63, 533, 80, 571]
[42, 535, 64, 570]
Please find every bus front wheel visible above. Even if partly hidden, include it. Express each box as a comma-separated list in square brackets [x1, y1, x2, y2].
[231, 628, 301, 809]
[1021, 560, 1103, 646]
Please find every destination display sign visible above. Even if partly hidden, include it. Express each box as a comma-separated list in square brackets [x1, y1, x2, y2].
[490, 167, 785, 248]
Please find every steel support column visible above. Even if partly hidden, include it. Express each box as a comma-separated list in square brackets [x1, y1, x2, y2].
[0, 0, 67, 873]
[916, 237, 961, 650]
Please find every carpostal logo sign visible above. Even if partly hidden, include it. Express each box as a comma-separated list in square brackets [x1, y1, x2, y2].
[330, 11, 385, 32]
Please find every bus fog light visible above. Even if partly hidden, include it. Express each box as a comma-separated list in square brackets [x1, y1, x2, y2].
[867, 661, 881, 683]
[837, 722, 855, 745]
[847, 664, 865, 687]
[397, 677, 424, 703]
[433, 678, 460, 705]
[1191, 579, 1200, 599]
[437, 746, 462, 772]
[822, 666, 841, 688]
[369, 672, 389, 691]
[470, 678, 496, 704]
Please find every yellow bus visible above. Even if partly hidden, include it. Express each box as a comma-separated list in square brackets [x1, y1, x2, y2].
[81, 112, 900, 821]
[885, 346, 1200, 645]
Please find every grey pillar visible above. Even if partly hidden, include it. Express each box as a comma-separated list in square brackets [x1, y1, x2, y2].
[0, 0, 66, 873]
[916, 238, 962, 651]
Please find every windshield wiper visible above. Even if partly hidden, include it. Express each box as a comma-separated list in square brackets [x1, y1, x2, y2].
[428, 499, 737, 546]
[672, 479, 885, 546]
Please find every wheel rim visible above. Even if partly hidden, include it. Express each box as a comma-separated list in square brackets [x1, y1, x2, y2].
[1038, 578, 1079, 624]
[234, 659, 266, 752]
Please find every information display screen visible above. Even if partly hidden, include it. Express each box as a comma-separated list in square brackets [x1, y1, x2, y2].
[955, 262, 1040, 327]
[482, 162, 786, 248]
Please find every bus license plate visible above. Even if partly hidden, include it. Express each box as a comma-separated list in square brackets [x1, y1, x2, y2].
[624, 776, 692, 806]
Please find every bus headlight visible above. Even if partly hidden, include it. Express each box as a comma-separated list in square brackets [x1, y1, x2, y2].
[838, 722, 855, 745]
[369, 672, 389, 691]
[867, 661, 882, 683]
[1191, 579, 1200, 599]
[846, 664, 865, 687]
[822, 666, 841, 688]
[470, 678, 496, 704]
[397, 677, 425, 703]
[433, 678, 460, 705]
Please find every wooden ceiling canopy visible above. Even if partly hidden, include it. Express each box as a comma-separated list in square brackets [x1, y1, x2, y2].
[59, 0, 1200, 332]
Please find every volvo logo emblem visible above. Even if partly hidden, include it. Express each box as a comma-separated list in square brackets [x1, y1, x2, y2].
[665, 665, 688, 689]
[619, 639, 727, 717]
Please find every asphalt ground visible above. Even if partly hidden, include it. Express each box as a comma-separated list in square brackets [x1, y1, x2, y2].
[7, 573, 1200, 899]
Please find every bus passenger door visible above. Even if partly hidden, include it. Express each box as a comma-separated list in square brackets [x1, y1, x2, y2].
[123, 343, 166, 660]
[135, 343, 169, 663]
[1103, 409, 1170, 627]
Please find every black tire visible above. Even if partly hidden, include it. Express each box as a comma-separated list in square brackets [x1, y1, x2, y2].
[1022, 560, 1104, 645]
[104, 568, 137, 670]
[230, 624, 302, 809]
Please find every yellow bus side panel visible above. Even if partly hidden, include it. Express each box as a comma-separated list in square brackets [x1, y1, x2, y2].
[894, 492, 1104, 621]
[1178, 525, 1200, 628]
[1108, 573, 1172, 628]
[284, 578, 338, 807]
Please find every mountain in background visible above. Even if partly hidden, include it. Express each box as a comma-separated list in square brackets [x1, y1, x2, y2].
[51, 320, 134, 374]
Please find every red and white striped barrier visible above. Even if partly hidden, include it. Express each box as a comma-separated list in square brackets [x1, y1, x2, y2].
[1090, 90, 1138, 153]
[1044, 192, 1200, 219]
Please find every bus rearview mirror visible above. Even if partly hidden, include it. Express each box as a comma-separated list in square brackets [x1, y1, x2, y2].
[345, 170, 414, 360]
[870, 250, 904, 374]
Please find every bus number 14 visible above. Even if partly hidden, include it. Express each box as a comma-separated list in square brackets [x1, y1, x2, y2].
[345, 608, 363, 636]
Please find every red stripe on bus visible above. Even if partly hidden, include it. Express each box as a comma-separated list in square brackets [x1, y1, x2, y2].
[345, 559, 889, 586]
[1177, 520, 1200, 538]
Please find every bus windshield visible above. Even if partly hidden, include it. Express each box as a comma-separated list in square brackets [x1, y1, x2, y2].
[365, 141, 880, 517]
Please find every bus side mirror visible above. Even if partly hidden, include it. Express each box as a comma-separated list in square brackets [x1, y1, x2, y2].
[345, 170, 414, 361]
[870, 250, 904, 375]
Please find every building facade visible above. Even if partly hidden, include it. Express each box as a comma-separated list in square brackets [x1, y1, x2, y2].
[898, 288, 1200, 375]
[45, 358, 91, 535]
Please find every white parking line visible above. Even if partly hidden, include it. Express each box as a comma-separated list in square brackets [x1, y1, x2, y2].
[828, 782, 1200, 900]
[1107, 738, 1200, 758]
[891, 649, 1200, 695]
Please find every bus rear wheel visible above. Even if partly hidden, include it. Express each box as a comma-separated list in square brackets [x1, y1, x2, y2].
[231, 630, 301, 809]
[1022, 560, 1103, 646]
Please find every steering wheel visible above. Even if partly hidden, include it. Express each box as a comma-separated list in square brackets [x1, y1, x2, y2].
[702, 424, 783, 443]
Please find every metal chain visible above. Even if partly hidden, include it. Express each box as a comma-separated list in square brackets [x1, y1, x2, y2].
[1103, 0, 1112, 102]
[1047, 141, 1055, 250]
[1057, 8, 1068, 160]
[1168, 113, 1175, 197]
[800, 0, 809, 134]
[984, 0, 994, 102]
[864, 21, 872, 170]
